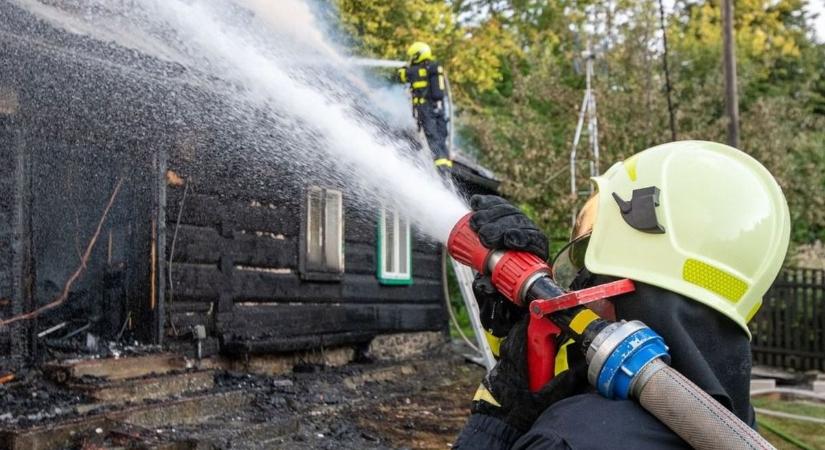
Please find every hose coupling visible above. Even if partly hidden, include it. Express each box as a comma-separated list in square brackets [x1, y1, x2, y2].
[586, 320, 670, 399]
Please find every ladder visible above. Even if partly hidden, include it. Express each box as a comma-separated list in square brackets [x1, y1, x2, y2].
[569, 43, 600, 226]
[450, 257, 496, 370]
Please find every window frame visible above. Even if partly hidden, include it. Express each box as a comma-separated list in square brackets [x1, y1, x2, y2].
[377, 207, 413, 285]
[300, 186, 344, 281]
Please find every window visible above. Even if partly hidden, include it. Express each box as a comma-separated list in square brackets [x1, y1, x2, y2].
[377, 208, 412, 285]
[302, 186, 344, 278]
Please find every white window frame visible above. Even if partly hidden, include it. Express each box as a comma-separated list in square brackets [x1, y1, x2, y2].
[302, 186, 344, 278]
[377, 207, 412, 285]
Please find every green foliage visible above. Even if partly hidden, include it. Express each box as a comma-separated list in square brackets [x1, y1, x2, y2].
[336, 0, 825, 246]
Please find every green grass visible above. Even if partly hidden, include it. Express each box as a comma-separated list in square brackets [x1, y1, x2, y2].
[752, 397, 825, 449]
[445, 263, 479, 341]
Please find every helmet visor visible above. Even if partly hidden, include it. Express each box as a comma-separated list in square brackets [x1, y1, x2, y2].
[551, 233, 591, 289]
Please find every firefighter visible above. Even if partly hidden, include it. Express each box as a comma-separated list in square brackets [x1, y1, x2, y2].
[397, 42, 450, 171]
[453, 141, 791, 448]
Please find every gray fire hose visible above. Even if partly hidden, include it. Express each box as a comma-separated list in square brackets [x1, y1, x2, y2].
[585, 321, 775, 450]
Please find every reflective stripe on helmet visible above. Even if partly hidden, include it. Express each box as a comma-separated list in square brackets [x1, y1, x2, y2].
[682, 259, 749, 303]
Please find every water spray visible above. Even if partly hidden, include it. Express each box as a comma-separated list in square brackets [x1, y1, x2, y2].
[446, 214, 774, 450]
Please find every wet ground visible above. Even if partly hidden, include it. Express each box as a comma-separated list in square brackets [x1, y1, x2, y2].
[0, 345, 485, 449]
[2, 344, 822, 449]
[188, 350, 484, 449]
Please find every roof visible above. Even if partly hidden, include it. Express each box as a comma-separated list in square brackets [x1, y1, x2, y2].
[1, 1, 500, 193]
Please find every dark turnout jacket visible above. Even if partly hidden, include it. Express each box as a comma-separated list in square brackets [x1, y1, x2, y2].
[454, 280, 756, 449]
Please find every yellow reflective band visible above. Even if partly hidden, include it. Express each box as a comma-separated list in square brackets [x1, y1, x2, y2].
[434, 158, 453, 167]
[397, 68, 407, 83]
[472, 384, 501, 407]
[418, 68, 427, 77]
[683, 259, 748, 303]
[745, 299, 762, 323]
[438, 74, 445, 90]
[554, 339, 574, 375]
[569, 309, 599, 335]
[412, 80, 428, 89]
[413, 97, 426, 105]
[484, 329, 502, 358]
[624, 154, 639, 182]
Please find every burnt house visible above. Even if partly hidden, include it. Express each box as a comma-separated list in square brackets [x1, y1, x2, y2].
[0, 2, 498, 363]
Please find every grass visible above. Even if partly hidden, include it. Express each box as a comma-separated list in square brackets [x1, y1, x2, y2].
[753, 396, 825, 449]
[445, 263, 479, 341]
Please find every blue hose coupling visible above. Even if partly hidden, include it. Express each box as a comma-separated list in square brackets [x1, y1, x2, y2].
[586, 320, 670, 400]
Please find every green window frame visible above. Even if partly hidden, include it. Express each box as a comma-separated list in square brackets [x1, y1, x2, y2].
[377, 208, 412, 285]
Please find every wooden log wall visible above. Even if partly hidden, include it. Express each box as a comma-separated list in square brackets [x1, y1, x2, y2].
[165, 176, 447, 354]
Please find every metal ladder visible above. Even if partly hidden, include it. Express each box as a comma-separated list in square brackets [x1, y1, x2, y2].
[569, 43, 600, 225]
[450, 257, 496, 370]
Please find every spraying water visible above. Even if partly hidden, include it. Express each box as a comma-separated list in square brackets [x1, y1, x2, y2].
[14, 0, 470, 243]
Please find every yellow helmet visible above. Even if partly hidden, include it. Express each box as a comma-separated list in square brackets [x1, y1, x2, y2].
[407, 42, 433, 64]
[583, 141, 790, 337]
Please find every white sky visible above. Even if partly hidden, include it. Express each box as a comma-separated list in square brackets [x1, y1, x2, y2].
[810, 0, 825, 43]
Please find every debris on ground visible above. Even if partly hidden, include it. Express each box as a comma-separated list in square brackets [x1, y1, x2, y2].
[0, 343, 484, 449]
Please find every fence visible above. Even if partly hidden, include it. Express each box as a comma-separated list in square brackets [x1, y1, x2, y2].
[751, 268, 825, 372]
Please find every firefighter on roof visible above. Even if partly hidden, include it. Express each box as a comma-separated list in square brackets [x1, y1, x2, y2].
[397, 42, 450, 171]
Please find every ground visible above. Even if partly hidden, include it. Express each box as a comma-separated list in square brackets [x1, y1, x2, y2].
[752, 396, 825, 450]
[0, 345, 485, 450]
[2, 343, 823, 449]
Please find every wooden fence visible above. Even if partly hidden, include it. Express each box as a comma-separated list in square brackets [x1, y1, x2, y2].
[751, 268, 825, 372]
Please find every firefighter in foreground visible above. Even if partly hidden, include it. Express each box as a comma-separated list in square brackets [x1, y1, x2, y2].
[397, 42, 451, 172]
[453, 141, 790, 448]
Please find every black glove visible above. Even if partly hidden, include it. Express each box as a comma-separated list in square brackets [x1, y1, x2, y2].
[473, 274, 525, 338]
[395, 66, 408, 83]
[469, 195, 549, 261]
[471, 316, 588, 433]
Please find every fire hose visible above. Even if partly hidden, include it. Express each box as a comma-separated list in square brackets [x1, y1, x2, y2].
[447, 214, 775, 450]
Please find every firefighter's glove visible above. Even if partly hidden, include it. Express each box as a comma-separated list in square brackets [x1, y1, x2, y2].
[471, 317, 588, 433]
[396, 67, 408, 84]
[472, 274, 525, 338]
[469, 195, 549, 261]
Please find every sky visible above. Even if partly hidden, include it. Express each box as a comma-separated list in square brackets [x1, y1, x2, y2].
[810, 0, 825, 43]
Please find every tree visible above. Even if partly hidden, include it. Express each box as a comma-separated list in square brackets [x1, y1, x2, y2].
[336, 0, 825, 245]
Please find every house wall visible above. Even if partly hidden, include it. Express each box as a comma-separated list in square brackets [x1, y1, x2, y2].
[0, 2, 462, 357]
[0, 93, 31, 360]
[0, 25, 181, 354]
[165, 173, 447, 354]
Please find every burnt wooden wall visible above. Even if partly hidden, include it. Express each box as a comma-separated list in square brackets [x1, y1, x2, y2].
[0, 1, 456, 358]
[0, 12, 185, 356]
[165, 174, 447, 354]
[0, 101, 32, 361]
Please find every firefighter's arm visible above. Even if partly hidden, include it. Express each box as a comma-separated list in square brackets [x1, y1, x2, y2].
[453, 318, 587, 448]
[396, 66, 408, 84]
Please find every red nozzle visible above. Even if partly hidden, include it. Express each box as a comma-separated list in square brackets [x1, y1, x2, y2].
[491, 251, 550, 306]
[448, 213, 552, 305]
[447, 213, 491, 273]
